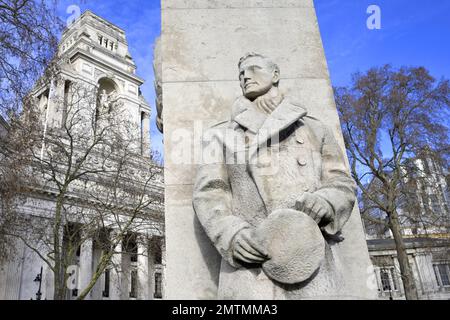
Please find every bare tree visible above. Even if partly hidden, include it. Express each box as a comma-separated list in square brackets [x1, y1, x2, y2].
[335, 65, 450, 300]
[0, 0, 62, 262]
[1, 66, 164, 300]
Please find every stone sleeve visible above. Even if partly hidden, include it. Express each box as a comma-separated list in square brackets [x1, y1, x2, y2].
[313, 126, 357, 236]
[192, 128, 251, 267]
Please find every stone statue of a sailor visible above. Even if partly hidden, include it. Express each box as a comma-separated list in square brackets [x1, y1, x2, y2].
[193, 53, 357, 299]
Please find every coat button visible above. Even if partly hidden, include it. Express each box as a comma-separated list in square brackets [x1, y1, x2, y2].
[298, 159, 307, 166]
[295, 130, 304, 144]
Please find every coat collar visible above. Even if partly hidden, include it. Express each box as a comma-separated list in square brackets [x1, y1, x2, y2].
[232, 95, 308, 136]
[232, 97, 266, 134]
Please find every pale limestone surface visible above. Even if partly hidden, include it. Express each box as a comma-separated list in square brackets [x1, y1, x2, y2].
[161, 0, 377, 299]
[193, 83, 358, 298]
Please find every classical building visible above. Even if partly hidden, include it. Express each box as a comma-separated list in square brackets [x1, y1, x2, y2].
[368, 237, 449, 300]
[0, 11, 164, 300]
[365, 156, 449, 300]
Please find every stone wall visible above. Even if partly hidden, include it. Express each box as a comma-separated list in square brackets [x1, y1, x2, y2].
[161, 0, 376, 299]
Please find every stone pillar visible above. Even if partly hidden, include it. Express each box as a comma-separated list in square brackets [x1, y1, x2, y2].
[147, 239, 157, 300]
[141, 112, 151, 157]
[78, 237, 93, 299]
[410, 253, 424, 298]
[392, 255, 404, 296]
[90, 247, 102, 300]
[109, 237, 123, 300]
[161, 0, 376, 299]
[47, 78, 65, 128]
[137, 240, 150, 300]
[0, 239, 24, 300]
[43, 263, 54, 300]
[413, 253, 437, 298]
[160, 239, 166, 299]
[373, 266, 382, 296]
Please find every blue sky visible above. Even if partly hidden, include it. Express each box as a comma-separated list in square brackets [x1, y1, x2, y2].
[55, 0, 450, 156]
[315, 0, 450, 86]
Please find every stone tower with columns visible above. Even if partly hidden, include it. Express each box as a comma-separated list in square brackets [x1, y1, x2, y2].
[39, 10, 152, 155]
[0, 11, 164, 300]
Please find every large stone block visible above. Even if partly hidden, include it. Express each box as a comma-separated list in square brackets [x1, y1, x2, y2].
[164, 185, 221, 299]
[162, 0, 313, 9]
[161, 0, 376, 299]
[162, 7, 326, 82]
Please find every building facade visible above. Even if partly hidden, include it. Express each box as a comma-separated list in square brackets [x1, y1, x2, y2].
[368, 237, 449, 300]
[366, 156, 449, 300]
[0, 11, 164, 300]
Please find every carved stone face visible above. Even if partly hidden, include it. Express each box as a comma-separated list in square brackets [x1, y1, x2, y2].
[239, 56, 279, 100]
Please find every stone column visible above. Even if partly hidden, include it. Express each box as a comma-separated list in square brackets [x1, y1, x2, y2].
[43, 260, 55, 300]
[161, 0, 376, 299]
[43, 226, 65, 300]
[47, 78, 65, 128]
[78, 237, 93, 299]
[0, 239, 24, 300]
[413, 253, 437, 298]
[137, 240, 150, 300]
[373, 266, 382, 296]
[90, 246, 102, 300]
[160, 238, 166, 299]
[141, 112, 151, 157]
[109, 237, 123, 300]
[411, 253, 426, 298]
[392, 255, 404, 296]
[147, 239, 156, 300]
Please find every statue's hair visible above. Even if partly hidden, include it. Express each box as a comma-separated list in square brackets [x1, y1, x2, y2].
[238, 52, 280, 74]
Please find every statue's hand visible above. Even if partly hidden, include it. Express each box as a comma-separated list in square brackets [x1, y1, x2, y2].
[232, 228, 269, 265]
[295, 192, 333, 225]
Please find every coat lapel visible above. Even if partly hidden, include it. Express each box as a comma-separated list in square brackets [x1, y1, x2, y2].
[233, 96, 308, 161]
[255, 97, 307, 147]
[232, 96, 308, 139]
[232, 97, 267, 134]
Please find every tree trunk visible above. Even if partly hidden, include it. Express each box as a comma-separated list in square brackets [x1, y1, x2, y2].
[389, 210, 419, 300]
[53, 194, 65, 300]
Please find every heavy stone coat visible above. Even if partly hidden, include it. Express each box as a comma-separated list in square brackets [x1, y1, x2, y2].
[193, 96, 357, 299]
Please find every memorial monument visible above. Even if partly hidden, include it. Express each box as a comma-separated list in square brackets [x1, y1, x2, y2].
[193, 52, 358, 299]
[158, 0, 376, 299]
